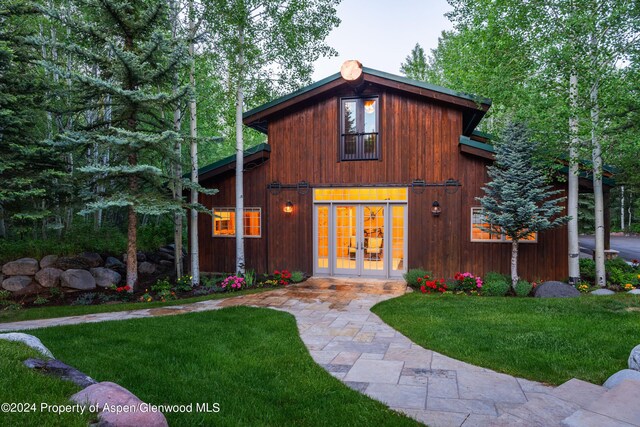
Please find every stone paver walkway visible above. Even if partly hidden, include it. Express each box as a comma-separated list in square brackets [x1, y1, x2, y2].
[0, 278, 566, 426]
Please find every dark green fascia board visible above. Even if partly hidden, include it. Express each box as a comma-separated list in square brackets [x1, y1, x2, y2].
[471, 129, 495, 140]
[243, 67, 492, 121]
[188, 143, 271, 178]
[459, 135, 496, 153]
[460, 136, 616, 186]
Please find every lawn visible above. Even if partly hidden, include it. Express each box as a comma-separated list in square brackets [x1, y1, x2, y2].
[372, 293, 640, 386]
[0, 287, 273, 324]
[0, 340, 96, 426]
[23, 307, 419, 426]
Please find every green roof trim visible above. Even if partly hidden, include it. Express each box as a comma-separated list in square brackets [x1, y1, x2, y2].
[195, 143, 270, 178]
[243, 67, 492, 121]
[460, 135, 496, 153]
[361, 67, 492, 106]
[460, 136, 616, 186]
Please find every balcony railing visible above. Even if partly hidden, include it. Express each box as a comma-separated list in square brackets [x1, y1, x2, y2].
[341, 133, 379, 161]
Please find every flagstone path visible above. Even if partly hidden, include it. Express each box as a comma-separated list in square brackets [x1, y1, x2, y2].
[0, 278, 626, 426]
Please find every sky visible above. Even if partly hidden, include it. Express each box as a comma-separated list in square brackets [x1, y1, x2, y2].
[312, 0, 454, 81]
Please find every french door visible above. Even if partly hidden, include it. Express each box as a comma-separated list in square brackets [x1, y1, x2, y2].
[314, 203, 406, 278]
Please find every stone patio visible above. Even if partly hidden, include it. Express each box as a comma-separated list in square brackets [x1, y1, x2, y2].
[0, 277, 637, 426]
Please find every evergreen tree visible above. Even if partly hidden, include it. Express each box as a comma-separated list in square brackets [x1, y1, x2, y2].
[400, 42, 428, 81]
[40, 0, 190, 289]
[0, 2, 67, 237]
[478, 122, 570, 289]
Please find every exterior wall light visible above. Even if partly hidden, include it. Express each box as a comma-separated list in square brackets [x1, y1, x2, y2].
[431, 201, 441, 217]
[284, 201, 294, 214]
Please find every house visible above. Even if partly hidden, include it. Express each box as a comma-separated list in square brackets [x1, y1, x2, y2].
[194, 61, 614, 280]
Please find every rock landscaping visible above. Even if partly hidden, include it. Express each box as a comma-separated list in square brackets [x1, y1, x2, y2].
[534, 281, 581, 298]
[0, 244, 182, 306]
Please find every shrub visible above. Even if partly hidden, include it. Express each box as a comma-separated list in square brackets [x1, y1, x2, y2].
[201, 275, 224, 288]
[290, 271, 304, 283]
[0, 290, 11, 301]
[243, 269, 256, 288]
[274, 270, 292, 286]
[481, 272, 510, 296]
[49, 287, 64, 301]
[221, 275, 245, 291]
[579, 258, 596, 284]
[419, 277, 447, 294]
[175, 275, 194, 292]
[151, 278, 175, 301]
[33, 296, 49, 305]
[576, 282, 591, 293]
[404, 268, 431, 288]
[606, 257, 632, 273]
[72, 293, 96, 305]
[453, 272, 483, 292]
[514, 280, 533, 297]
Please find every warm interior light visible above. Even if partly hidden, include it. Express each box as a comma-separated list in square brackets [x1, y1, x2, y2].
[284, 201, 294, 214]
[364, 100, 376, 114]
[431, 201, 441, 217]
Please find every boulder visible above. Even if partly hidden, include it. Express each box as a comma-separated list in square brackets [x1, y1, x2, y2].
[159, 260, 173, 267]
[35, 267, 63, 288]
[591, 288, 616, 296]
[61, 269, 96, 290]
[39, 255, 59, 269]
[55, 256, 91, 271]
[121, 252, 146, 263]
[71, 382, 168, 427]
[2, 275, 33, 292]
[0, 333, 54, 358]
[158, 247, 174, 255]
[78, 252, 103, 268]
[12, 282, 42, 297]
[629, 344, 640, 371]
[24, 358, 96, 388]
[534, 281, 581, 298]
[104, 256, 124, 269]
[628, 289, 640, 295]
[90, 267, 122, 288]
[138, 262, 156, 275]
[2, 258, 39, 276]
[603, 369, 640, 389]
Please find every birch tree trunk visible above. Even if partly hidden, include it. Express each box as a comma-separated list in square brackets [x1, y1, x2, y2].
[189, 0, 199, 285]
[235, 26, 245, 275]
[591, 80, 606, 286]
[567, 71, 581, 285]
[511, 240, 519, 290]
[170, 0, 183, 279]
[621, 186, 625, 233]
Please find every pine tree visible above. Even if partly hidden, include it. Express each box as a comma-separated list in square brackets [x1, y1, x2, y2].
[0, 2, 68, 236]
[40, 0, 189, 289]
[400, 43, 428, 81]
[477, 122, 570, 289]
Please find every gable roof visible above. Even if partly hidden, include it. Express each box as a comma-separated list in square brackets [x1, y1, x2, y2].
[243, 67, 492, 136]
[196, 143, 271, 182]
[458, 135, 616, 187]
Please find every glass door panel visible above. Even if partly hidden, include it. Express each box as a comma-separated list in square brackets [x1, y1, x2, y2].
[391, 205, 406, 274]
[316, 206, 329, 271]
[334, 205, 358, 274]
[362, 205, 385, 275]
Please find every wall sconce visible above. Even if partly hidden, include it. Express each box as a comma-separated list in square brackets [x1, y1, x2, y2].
[283, 201, 294, 214]
[431, 201, 441, 217]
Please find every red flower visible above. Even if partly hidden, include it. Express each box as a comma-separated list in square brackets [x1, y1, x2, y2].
[417, 277, 422, 283]
[420, 285, 426, 293]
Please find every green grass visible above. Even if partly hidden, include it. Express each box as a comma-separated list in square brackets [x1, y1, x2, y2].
[0, 288, 273, 324]
[372, 293, 640, 386]
[26, 307, 418, 426]
[0, 341, 96, 426]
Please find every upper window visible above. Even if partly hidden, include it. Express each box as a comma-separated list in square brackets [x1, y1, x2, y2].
[470, 208, 537, 243]
[213, 208, 261, 238]
[340, 97, 379, 161]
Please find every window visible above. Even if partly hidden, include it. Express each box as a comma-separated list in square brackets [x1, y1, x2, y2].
[470, 208, 537, 243]
[340, 97, 379, 160]
[213, 208, 261, 238]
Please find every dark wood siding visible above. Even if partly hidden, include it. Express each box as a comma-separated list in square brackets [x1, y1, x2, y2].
[197, 82, 569, 281]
